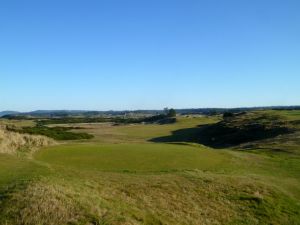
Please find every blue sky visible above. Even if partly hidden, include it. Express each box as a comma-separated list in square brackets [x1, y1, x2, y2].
[0, 0, 299, 111]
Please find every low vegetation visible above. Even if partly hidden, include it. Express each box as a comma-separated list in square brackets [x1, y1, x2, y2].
[7, 125, 94, 141]
[0, 110, 299, 224]
[4, 109, 178, 126]
[0, 127, 54, 155]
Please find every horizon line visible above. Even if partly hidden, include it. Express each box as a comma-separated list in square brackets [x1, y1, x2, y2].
[2, 105, 300, 113]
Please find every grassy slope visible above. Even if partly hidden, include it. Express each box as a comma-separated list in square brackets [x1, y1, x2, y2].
[0, 154, 49, 187]
[0, 113, 300, 224]
[0, 119, 35, 128]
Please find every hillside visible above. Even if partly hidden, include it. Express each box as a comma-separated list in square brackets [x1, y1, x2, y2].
[196, 111, 297, 148]
[0, 111, 19, 117]
[2, 106, 300, 118]
[152, 111, 300, 151]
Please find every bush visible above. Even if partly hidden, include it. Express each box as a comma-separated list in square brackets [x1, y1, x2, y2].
[223, 112, 234, 118]
[7, 126, 94, 141]
[167, 109, 176, 117]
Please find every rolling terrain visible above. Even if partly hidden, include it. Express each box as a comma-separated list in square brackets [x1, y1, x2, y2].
[0, 111, 299, 224]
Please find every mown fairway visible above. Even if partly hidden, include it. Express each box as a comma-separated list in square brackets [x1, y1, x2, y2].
[35, 143, 231, 172]
[1, 112, 300, 225]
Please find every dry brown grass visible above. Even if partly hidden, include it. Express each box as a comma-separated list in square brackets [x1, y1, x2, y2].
[1, 181, 82, 225]
[0, 127, 55, 155]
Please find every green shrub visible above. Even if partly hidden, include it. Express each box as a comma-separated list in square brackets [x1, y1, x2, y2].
[8, 126, 94, 141]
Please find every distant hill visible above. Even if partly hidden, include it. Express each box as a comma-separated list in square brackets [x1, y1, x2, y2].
[176, 106, 300, 115]
[1, 106, 300, 119]
[0, 111, 20, 117]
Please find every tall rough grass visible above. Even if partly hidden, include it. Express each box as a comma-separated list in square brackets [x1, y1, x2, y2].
[0, 126, 54, 155]
[1, 171, 298, 225]
[1, 180, 81, 225]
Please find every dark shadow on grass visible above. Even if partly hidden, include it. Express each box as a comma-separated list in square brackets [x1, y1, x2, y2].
[150, 124, 208, 143]
[150, 123, 293, 149]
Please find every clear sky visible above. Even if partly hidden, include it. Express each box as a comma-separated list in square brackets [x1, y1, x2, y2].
[1, 0, 299, 111]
